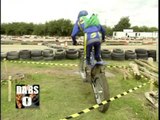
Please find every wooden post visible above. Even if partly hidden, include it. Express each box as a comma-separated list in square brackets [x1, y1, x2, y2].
[3, 58, 12, 102]
[140, 59, 158, 69]
[149, 79, 154, 92]
[139, 66, 158, 79]
[134, 59, 158, 73]
[129, 63, 140, 76]
[4, 58, 8, 76]
[8, 76, 12, 102]
[156, 38, 158, 62]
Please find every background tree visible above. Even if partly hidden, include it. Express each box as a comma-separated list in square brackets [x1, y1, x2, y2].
[1, 23, 7, 34]
[33, 24, 46, 36]
[139, 26, 149, 32]
[131, 26, 158, 32]
[113, 16, 131, 31]
[131, 26, 140, 32]
[149, 27, 158, 32]
[103, 26, 113, 36]
[1, 17, 158, 36]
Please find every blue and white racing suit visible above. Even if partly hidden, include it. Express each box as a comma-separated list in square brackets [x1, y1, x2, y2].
[71, 18, 106, 64]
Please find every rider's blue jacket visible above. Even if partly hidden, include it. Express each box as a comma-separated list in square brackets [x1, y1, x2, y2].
[71, 19, 106, 45]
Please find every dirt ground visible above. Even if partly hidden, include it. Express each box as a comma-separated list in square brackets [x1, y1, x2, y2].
[68, 44, 157, 51]
[1, 45, 49, 52]
[1, 44, 157, 53]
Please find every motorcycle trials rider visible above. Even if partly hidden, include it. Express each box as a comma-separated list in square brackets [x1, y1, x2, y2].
[71, 10, 106, 81]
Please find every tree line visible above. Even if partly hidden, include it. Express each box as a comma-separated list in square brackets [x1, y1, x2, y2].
[1, 17, 158, 37]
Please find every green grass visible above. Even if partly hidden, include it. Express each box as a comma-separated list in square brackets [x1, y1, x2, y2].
[1, 60, 158, 120]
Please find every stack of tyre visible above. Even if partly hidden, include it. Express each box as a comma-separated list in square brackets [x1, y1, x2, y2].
[125, 50, 137, 60]
[31, 50, 43, 61]
[111, 49, 125, 60]
[78, 48, 84, 58]
[135, 49, 148, 60]
[147, 50, 156, 61]
[54, 49, 66, 60]
[7, 51, 19, 60]
[19, 50, 31, 60]
[42, 49, 54, 61]
[66, 49, 79, 59]
[1, 52, 7, 60]
[101, 49, 112, 60]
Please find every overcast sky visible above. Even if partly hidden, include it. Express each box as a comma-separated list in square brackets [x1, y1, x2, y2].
[1, 0, 158, 27]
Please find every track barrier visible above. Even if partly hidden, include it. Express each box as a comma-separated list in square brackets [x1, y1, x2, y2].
[2, 60, 131, 68]
[60, 79, 150, 120]
[1, 59, 153, 119]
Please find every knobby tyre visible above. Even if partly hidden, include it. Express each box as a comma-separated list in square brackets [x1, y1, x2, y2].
[92, 73, 110, 112]
[79, 54, 87, 82]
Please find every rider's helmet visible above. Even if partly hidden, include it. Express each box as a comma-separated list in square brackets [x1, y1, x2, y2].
[78, 10, 88, 19]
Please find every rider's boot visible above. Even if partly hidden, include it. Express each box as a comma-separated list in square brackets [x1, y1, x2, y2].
[96, 57, 103, 62]
[95, 57, 103, 62]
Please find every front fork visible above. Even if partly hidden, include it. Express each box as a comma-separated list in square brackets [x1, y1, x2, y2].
[91, 65, 105, 80]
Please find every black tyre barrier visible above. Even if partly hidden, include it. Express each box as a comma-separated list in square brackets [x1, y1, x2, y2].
[78, 48, 84, 58]
[135, 48, 147, 54]
[125, 54, 137, 60]
[111, 52, 125, 60]
[43, 54, 54, 57]
[43, 49, 53, 56]
[135, 49, 148, 60]
[43, 56, 54, 61]
[66, 49, 79, 59]
[101, 53, 112, 59]
[20, 55, 31, 60]
[125, 50, 137, 60]
[101, 49, 111, 59]
[136, 53, 148, 60]
[7, 51, 19, 56]
[19, 50, 31, 60]
[1, 52, 7, 60]
[66, 53, 79, 59]
[2, 49, 156, 61]
[101, 49, 111, 54]
[7, 51, 19, 60]
[55, 49, 66, 54]
[31, 56, 43, 61]
[147, 50, 156, 61]
[55, 54, 66, 60]
[7, 55, 19, 60]
[31, 50, 42, 57]
[43, 53, 53, 58]
[42, 49, 54, 58]
[125, 50, 134, 54]
[19, 50, 31, 55]
[112, 49, 124, 53]
[148, 50, 156, 55]
[66, 49, 78, 54]
[54, 49, 66, 60]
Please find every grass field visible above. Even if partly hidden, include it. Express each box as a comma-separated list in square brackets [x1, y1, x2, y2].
[1, 60, 158, 120]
